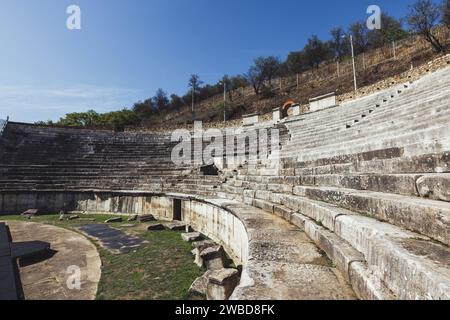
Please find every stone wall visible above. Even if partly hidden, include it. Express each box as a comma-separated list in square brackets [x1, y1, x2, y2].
[0, 191, 249, 265]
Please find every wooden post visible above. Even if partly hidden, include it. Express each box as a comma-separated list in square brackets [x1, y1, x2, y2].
[392, 41, 397, 60]
[337, 61, 340, 77]
[296, 74, 299, 89]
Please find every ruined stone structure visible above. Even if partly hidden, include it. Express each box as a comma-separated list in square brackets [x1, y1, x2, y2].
[1, 66, 450, 300]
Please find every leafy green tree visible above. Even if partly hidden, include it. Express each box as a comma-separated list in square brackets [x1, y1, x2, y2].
[169, 94, 184, 111]
[132, 99, 154, 119]
[254, 56, 281, 86]
[303, 35, 331, 69]
[285, 51, 308, 74]
[153, 89, 169, 111]
[368, 13, 408, 48]
[329, 27, 350, 61]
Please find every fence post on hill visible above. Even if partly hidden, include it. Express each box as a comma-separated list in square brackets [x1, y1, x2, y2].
[296, 74, 299, 89]
[337, 61, 340, 77]
[392, 41, 397, 60]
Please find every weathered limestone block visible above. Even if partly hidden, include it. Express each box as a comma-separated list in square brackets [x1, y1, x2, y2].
[188, 271, 212, 300]
[416, 174, 450, 202]
[147, 224, 165, 231]
[163, 221, 188, 231]
[252, 199, 274, 213]
[127, 214, 138, 222]
[192, 240, 217, 268]
[349, 262, 397, 300]
[200, 246, 227, 271]
[334, 214, 450, 300]
[273, 205, 293, 222]
[138, 214, 155, 222]
[206, 269, 240, 300]
[105, 217, 122, 223]
[182, 232, 201, 242]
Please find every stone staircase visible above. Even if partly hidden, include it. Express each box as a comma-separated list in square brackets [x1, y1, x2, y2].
[1, 66, 449, 300]
[214, 67, 450, 299]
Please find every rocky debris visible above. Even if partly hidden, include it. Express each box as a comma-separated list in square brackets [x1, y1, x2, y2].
[182, 232, 201, 242]
[21, 209, 39, 219]
[206, 268, 240, 300]
[188, 271, 212, 300]
[138, 215, 155, 222]
[127, 214, 138, 222]
[105, 217, 122, 223]
[119, 224, 136, 228]
[147, 223, 165, 231]
[163, 221, 189, 231]
[200, 246, 227, 271]
[416, 174, 450, 202]
[192, 240, 217, 267]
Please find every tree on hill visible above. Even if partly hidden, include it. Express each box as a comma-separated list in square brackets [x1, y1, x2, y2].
[254, 56, 281, 86]
[284, 50, 308, 74]
[246, 64, 264, 95]
[443, 0, 450, 28]
[407, 0, 445, 52]
[303, 35, 331, 69]
[349, 21, 371, 54]
[368, 13, 408, 48]
[188, 74, 203, 113]
[329, 27, 350, 61]
[168, 94, 184, 111]
[133, 98, 154, 119]
[153, 89, 169, 111]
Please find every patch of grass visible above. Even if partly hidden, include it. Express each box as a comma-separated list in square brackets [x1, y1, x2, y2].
[0, 214, 204, 300]
[97, 230, 204, 300]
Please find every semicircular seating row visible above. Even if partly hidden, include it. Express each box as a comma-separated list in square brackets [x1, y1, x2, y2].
[1, 66, 450, 300]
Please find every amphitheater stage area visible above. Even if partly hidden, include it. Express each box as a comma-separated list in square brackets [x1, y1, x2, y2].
[0, 220, 101, 300]
[1, 64, 450, 300]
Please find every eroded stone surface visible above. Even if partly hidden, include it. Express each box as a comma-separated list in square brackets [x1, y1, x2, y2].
[3, 220, 101, 300]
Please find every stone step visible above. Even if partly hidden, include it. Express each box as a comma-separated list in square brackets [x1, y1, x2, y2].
[290, 185, 450, 245]
[245, 190, 450, 300]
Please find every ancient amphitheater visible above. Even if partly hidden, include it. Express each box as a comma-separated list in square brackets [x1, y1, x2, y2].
[1, 61, 450, 300]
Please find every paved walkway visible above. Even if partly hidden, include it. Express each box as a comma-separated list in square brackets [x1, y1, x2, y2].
[2, 221, 101, 300]
[77, 224, 146, 254]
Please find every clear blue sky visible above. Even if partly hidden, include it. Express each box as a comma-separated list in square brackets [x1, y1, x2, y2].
[0, 0, 418, 122]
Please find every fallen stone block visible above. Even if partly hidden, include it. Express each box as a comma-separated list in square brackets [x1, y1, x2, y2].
[416, 174, 450, 202]
[200, 246, 227, 271]
[127, 214, 138, 222]
[21, 209, 39, 218]
[147, 224, 165, 231]
[188, 271, 212, 300]
[119, 224, 136, 228]
[138, 214, 155, 222]
[206, 269, 240, 300]
[68, 215, 80, 221]
[105, 217, 122, 223]
[192, 240, 217, 267]
[182, 232, 201, 242]
[163, 221, 188, 231]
